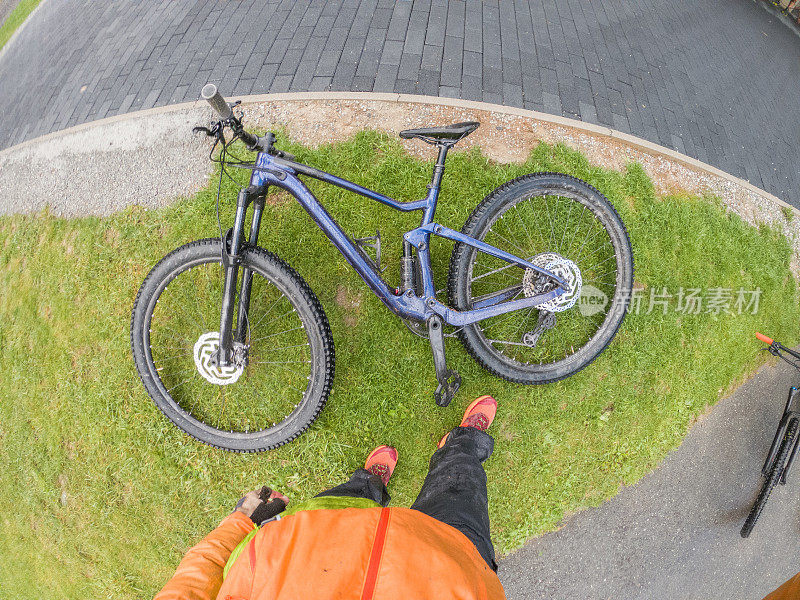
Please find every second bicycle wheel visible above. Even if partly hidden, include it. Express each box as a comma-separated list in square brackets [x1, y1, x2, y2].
[448, 172, 634, 384]
[131, 239, 334, 451]
[740, 419, 799, 538]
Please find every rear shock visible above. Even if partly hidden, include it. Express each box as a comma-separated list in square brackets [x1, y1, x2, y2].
[400, 240, 416, 293]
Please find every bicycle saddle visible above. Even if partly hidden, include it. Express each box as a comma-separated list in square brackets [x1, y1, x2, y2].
[398, 121, 480, 144]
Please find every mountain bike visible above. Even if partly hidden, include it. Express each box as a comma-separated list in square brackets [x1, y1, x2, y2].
[740, 332, 800, 537]
[130, 84, 634, 452]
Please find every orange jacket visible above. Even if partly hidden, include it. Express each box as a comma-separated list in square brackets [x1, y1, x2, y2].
[763, 572, 800, 600]
[155, 506, 505, 600]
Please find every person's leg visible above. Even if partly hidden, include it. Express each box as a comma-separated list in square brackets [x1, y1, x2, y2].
[410, 425, 496, 569]
[315, 445, 398, 507]
[315, 468, 390, 506]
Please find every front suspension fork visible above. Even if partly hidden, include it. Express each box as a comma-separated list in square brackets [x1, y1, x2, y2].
[217, 186, 265, 366]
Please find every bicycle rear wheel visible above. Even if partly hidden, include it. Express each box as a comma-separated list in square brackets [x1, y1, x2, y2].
[131, 239, 334, 452]
[448, 172, 634, 384]
[740, 418, 799, 538]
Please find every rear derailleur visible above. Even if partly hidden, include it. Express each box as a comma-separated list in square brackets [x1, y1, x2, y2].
[522, 310, 556, 348]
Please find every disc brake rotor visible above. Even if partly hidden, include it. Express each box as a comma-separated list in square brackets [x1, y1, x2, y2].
[193, 331, 245, 385]
[522, 253, 582, 313]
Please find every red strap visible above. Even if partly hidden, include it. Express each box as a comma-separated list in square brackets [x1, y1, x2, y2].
[361, 508, 391, 600]
[248, 537, 257, 573]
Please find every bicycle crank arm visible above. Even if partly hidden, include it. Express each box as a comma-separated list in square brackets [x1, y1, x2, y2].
[428, 315, 461, 407]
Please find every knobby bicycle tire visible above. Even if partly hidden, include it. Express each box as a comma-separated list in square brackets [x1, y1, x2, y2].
[131, 239, 334, 452]
[448, 172, 634, 384]
[741, 418, 799, 538]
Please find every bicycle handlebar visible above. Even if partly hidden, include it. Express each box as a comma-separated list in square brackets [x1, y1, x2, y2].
[199, 84, 288, 154]
[201, 84, 233, 120]
[200, 83, 262, 149]
[756, 332, 774, 345]
[756, 332, 800, 364]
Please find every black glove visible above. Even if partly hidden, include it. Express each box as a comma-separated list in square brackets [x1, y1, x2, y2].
[234, 486, 288, 524]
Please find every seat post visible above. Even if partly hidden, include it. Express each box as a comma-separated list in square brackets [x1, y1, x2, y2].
[429, 143, 451, 190]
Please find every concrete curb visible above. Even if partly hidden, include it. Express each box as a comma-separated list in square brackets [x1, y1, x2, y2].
[756, 0, 800, 39]
[2, 91, 797, 217]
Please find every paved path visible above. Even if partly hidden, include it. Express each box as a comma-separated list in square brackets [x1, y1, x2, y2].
[498, 354, 800, 600]
[0, 0, 22, 28]
[1, 0, 800, 205]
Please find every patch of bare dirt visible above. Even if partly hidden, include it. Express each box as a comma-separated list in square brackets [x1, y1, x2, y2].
[334, 284, 363, 327]
[240, 98, 800, 278]
[265, 190, 293, 207]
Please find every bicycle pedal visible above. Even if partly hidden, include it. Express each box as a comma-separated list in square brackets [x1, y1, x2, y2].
[434, 369, 461, 407]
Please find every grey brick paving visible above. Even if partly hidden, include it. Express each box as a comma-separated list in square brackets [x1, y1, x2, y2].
[1, 0, 799, 205]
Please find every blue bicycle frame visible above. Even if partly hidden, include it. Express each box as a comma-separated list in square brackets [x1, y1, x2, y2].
[235, 149, 567, 329]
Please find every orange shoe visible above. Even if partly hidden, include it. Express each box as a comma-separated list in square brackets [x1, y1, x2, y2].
[438, 395, 498, 448]
[364, 445, 398, 486]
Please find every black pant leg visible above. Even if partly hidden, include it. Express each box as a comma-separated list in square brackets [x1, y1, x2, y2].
[410, 426, 496, 569]
[315, 468, 390, 506]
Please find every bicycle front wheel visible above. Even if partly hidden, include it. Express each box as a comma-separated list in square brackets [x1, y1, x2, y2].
[448, 172, 634, 384]
[131, 239, 334, 451]
[740, 418, 799, 538]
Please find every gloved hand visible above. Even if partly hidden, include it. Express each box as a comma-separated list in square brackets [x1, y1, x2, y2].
[234, 486, 289, 524]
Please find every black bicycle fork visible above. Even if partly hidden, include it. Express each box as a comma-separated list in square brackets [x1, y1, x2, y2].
[211, 181, 463, 406]
[214, 184, 267, 367]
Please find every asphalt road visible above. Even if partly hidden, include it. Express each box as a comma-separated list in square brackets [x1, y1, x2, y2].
[499, 352, 800, 599]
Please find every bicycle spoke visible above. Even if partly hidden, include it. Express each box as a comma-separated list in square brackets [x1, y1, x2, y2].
[485, 227, 530, 258]
[268, 342, 311, 352]
[470, 261, 520, 284]
[147, 253, 314, 435]
[192, 267, 210, 334]
[158, 349, 195, 362]
[248, 289, 284, 330]
[558, 197, 574, 251]
[465, 188, 625, 366]
[249, 325, 305, 343]
[167, 376, 195, 393]
[472, 285, 524, 305]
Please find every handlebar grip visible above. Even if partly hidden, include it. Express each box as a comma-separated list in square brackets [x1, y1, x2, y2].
[756, 332, 774, 345]
[201, 83, 233, 120]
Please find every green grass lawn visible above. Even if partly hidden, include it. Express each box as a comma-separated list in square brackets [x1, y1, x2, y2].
[1, 132, 798, 598]
[0, 0, 40, 51]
